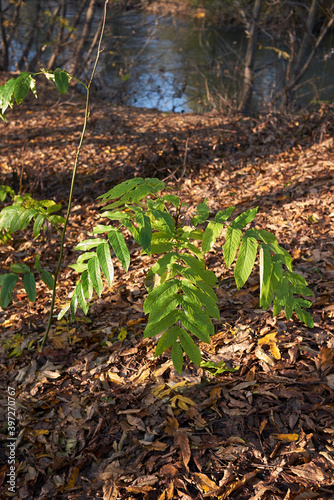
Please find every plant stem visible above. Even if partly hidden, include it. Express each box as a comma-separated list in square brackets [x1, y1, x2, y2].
[40, 0, 109, 349]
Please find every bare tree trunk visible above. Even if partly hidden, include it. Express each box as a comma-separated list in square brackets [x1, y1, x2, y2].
[0, 0, 8, 70]
[279, 0, 334, 110]
[238, 0, 264, 114]
[47, 0, 67, 70]
[70, 0, 97, 76]
[17, 0, 41, 71]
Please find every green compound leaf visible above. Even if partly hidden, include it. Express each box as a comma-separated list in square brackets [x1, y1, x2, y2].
[234, 236, 258, 289]
[223, 226, 242, 268]
[54, 69, 70, 94]
[23, 272, 36, 302]
[155, 326, 181, 356]
[178, 329, 202, 366]
[96, 242, 114, 287]
[144, 279, 180, 314]
[143, 310, 180, 338]
[202, 221, 224, 254]
[172, 342, 183, 374]
[108, 229, 130, 271]
[0, 273, 19, 308]
[88, 256, 103, 297]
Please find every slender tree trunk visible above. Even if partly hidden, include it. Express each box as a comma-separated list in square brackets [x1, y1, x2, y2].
[279, 0, 333, 110]
[238, 0, 264, 114]
[0, 0, 8, 70]
[47, 0, 67, 70]
[18, 0, 41, 71]
[70, 0, 97, 76]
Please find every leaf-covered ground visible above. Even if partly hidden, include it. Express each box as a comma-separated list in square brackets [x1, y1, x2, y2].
[1, 75, 334, 499]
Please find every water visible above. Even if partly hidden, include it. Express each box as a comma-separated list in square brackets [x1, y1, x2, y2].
[97, 10, 334, 113]
[10, 4, 334, 113]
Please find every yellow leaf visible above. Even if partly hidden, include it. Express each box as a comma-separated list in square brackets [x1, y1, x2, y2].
[272, 433, 299, 442]
[176, 395, 196, 406]
[270, 341, 281, 360]
[65, 467, 79, 490]
[258, 332, 277, 346]
[118, 327, 127, 341]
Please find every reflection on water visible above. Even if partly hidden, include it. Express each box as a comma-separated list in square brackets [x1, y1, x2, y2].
[100, 10, 334, 113]
[11, 4, 334, 113]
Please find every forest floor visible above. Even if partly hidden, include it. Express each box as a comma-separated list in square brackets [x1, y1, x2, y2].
[0, 75, 334, 500]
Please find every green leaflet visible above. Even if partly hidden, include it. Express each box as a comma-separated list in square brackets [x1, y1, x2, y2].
[41, 270, 54, 289]
[179, 312, 211, 344]
[96, 242, 114, 287]
[260, 261, 283, 309]
[192, 201, 210, 226]
[108, 229, 130, 271]
[23, 272, 36, 302]
[33, 214, 45, 237]
[223, 226, 242, 268]
[75, 238, 106, 251]
[285, 289, 294, 320]
[155, 326, 180, 356]
[81, 270, 93, 300]
[0, 78, 16, 119]
[70, 292, 79, 319]
[144, 279, 180, 314]
[149, 207, 175, 235]
[75, 282, 88, 315]
[149, 252, 178, 276]
[88, 256, 103, 297]
[215, 206, 235, 223]
[234, 236, 258, 289]
[97, 178, 144, 202]
[294, 303, 314, 328]
[14, 73, 36, 105]
[143, 310, 180, 338]
[231, 207, 259, 229]
[182, 281, 220, 320]
[10, 263, 30, 273]
[202, 221, 223, 253]
[179, 254, 217, 286]
[0, 273, 19, 308]
[182, 301, 214, 335]
[162, 194, 180, 208]
[148, 296, 180, 324]
[179, 329, 202, 366]
[54, 69, 70, 94]
[172, 343, 184, 374]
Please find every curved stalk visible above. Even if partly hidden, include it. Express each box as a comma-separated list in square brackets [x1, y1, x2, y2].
[41, 0, 109, 349]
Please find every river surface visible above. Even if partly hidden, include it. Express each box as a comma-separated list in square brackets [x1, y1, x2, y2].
[15, 5, 334, 113]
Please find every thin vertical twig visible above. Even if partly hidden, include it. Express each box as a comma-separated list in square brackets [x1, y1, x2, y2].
[40, 0, 109, 349]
